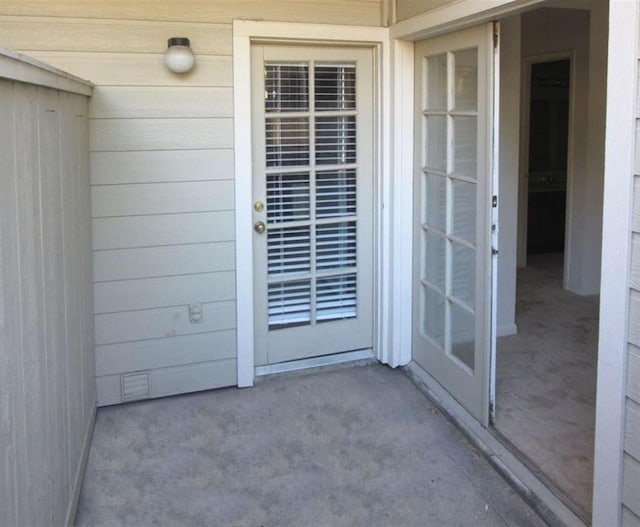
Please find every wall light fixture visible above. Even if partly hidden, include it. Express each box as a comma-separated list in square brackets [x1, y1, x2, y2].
[164, 37, 195, 74]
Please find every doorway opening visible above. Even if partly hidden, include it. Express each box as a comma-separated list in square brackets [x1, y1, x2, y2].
[526, 59, 569, 258]
[493, 5, 604, 521]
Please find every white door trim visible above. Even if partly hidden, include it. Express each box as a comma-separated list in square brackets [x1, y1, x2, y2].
[592, 1, 639, 524]
[388, 38, 414, 367]
[489, 21, 501, 424]
[389, 0, 545, 40]
[233, 21, 391, 387]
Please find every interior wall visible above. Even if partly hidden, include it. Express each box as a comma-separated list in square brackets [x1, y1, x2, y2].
[0, 0, 382, 406]
[581, 0, 607, 295]
[518, 5, 605, 295]
[0, 60, 94, 526]
[496, 15, 521, 336]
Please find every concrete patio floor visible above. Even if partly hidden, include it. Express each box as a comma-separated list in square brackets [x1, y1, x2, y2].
[76, 363, 546, 526]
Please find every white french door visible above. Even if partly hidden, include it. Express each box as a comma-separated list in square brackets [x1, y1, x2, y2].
[412, 24, 497, 425]
[251, 45, 374, 366]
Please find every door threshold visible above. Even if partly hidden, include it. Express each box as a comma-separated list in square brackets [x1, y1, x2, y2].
[490, 426, 590, 525]
[405, 361, 587, 527]
[255, 349, 375, 377]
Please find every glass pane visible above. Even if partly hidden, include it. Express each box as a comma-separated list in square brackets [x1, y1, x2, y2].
[266, 118, 309, 167]
[316, 116, 356, 165]
[426, 54, 447, 111]
[451, 242, 475, 306]
[265, 63, 309, 112]
[267, 172, 310, 223]
[452, 180, 476, 244]
[315, 64, 356, 111]
[317, 274, 357, 322]
[451, 302, 474, 371]
[454, 48, 477, 111]
[422, 285, 445, 350]
[423, 172, 446, 230]
[423, 229, 446, 292]
[316, 169, 356, 219]
[453, 116, 477, 178]
[316, 222, 357, 271]
[267, 226, 311, 276]
[425, 115, 447, 172]
[268, 280, 311, 329]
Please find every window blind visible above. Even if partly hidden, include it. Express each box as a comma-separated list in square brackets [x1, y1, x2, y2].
[264, 62, 359, 329]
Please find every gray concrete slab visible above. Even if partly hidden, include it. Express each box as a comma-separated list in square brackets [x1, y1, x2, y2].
[76, 363, 547, 526]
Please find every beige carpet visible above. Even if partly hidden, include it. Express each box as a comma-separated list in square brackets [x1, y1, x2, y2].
[495, 253, 599, 517]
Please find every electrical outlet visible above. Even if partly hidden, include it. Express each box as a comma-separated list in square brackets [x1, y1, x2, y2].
[189, 302, 203, 324]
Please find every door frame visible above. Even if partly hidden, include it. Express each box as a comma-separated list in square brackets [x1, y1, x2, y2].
[516, 51, 576, 280]
[232, 20, 391, 387]
[390, 0, 635, 524]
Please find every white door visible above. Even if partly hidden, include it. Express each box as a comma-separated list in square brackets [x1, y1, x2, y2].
[413, 24, 497, 425]
[251, 45, 374, 366]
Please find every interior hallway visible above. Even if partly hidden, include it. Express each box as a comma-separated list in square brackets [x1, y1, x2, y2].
[496, 253, 599, 516]
[76, 364, 545, 526]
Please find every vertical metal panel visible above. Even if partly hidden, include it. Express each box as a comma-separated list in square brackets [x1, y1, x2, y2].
[0, 75, 94, 526]
[39, 86, 67, 524]
[0, 78, 20, 527]
[15, 81, 50, 526]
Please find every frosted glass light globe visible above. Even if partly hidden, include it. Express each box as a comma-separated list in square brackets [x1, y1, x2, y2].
[164, 37, 195, 74]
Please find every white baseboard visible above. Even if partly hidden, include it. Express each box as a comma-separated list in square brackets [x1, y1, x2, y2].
[497, 323, 518, 337]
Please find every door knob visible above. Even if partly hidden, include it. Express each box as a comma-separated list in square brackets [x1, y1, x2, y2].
[254, 221, 266, 234]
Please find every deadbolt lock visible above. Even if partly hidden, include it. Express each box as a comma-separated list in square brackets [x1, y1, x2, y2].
[254, 201, 265, 212]
[254, 221, 266, 234]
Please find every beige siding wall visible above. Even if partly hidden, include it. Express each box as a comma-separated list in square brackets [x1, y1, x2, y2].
[0, 0, 382, 406]
[0, 59, 94, 525]
[394, 0, 457, 22]
[624, 38, 640, 524]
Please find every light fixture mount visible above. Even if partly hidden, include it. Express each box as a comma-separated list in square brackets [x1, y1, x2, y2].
[168, 37, 190, 47]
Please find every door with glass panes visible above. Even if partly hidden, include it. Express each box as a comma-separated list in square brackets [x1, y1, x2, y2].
[251, 45, 374, 366]
[413, 24, 496, 425]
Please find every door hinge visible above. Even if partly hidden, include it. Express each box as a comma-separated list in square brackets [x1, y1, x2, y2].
[493, 22, 499, 49]
[492, 195, 498, 208]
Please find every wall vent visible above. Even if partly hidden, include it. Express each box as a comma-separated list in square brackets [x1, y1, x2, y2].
[121, 372, 150, 402]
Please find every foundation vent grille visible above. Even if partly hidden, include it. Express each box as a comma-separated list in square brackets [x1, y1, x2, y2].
[121, 372, 150, 402]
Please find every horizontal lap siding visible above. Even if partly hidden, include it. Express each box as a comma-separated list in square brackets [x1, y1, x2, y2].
[394, 0, 458, 22]
[0, 17, 233, 54]
[93, 242, 235, 282]
[625, 47, 640, 523]
[21, 52, 234, 86]
[0, 2, 381, 24]
[0, 0, 382, 406]
[92, 211, 234, 249]
[90, 87, 234, 118]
